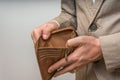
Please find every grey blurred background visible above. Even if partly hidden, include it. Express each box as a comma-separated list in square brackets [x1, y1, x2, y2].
[0, 0, 75, 80]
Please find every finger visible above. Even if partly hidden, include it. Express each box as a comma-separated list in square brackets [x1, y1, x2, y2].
[54, 62, 80, 77]
[48, 46, 83, 73]
[48, 55, 74, 73]
[66, 37, 85, 48]
[42, 24, 57, 40]
[31, 28, 42, 43]
[54, 55, 87, 77]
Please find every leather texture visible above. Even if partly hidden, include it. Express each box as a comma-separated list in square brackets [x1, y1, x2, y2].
[34, 26, 77, 80]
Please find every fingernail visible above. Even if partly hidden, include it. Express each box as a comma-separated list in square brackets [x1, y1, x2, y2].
[43, 34, 48, 39]
[66, 40, 70, 48]
[48, 68, 52, 73]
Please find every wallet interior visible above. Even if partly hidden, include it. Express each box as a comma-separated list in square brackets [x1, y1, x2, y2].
[35, 26, 77, 80]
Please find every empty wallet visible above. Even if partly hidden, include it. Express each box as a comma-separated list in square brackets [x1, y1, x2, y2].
[34, 26, 77, 80]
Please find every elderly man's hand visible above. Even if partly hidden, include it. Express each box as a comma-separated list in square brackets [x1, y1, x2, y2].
[31, 21, 58, 43]
[48, 36, 102, 77]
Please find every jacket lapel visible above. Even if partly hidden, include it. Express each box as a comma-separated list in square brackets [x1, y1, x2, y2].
[85, 0, 104, 29]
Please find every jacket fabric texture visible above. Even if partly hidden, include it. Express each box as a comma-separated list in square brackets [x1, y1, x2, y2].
[52, 0, 120, 80]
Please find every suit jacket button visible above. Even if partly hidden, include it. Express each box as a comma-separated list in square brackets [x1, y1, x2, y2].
[89, 23, 97, 31]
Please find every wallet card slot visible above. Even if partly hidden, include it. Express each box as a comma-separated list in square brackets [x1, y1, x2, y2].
[37, 47, 68, 50]
[37, 49, 63, 53]
[37, 48, 73, 61]
[38, 55, 60, 61]
[38, 52, 62, 58]
[37, 48, 69, 61]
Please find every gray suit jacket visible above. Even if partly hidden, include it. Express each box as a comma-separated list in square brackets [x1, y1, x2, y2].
[52, 0, 120, 80]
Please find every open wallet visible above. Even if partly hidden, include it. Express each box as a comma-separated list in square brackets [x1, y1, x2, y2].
[34, 26, 77, 80]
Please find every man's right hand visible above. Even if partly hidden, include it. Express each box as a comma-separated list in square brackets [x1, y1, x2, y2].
[31, 21, 59, 43]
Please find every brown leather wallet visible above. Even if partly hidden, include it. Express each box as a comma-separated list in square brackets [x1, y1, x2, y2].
[34, 26, 77, 80]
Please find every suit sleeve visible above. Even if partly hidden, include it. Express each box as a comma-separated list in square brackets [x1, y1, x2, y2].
[99, 32, 120, 72]
[52, 0, 77, 28]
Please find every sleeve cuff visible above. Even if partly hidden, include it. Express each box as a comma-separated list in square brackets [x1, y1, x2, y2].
[99, 33, 120, 72]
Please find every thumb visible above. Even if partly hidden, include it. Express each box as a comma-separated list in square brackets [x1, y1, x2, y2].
[42, 28, 51, 40]
[66, 37, 84, 48]
[42, 23, 57, 40]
